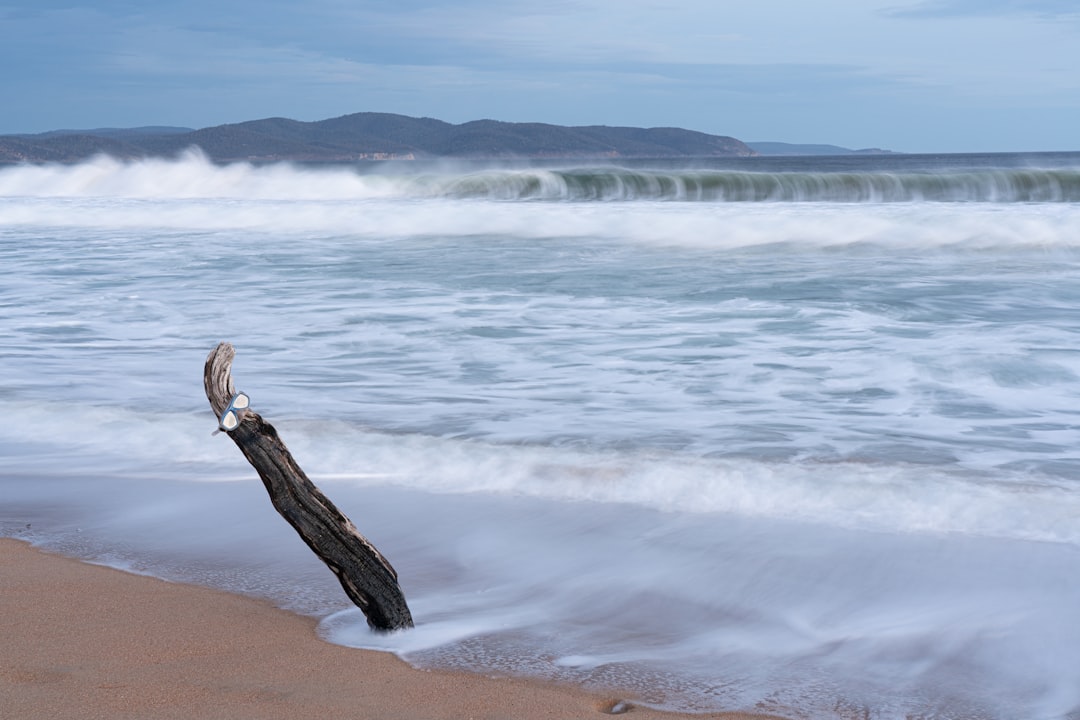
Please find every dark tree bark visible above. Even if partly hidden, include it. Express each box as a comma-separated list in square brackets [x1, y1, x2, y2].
[204, 342, 413, 631]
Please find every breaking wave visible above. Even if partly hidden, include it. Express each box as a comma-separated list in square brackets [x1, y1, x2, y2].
[2, 150, 1080, 202]
[426, 167, 1080, 202]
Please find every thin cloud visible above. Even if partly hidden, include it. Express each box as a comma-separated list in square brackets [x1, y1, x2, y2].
[887, 0, 1080, 18]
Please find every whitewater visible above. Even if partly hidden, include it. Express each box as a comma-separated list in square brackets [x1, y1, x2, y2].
[3, 151, 1080, 719]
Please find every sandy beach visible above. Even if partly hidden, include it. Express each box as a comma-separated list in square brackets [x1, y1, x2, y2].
[0, 538, 784, 720]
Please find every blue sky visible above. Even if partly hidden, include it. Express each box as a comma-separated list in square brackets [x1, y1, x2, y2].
[2, 1, 1078, 152]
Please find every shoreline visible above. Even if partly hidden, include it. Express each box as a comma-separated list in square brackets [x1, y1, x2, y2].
[0, 538, 783, 720]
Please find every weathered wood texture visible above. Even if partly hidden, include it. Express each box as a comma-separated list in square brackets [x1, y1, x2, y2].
[204, 342, 413, 631]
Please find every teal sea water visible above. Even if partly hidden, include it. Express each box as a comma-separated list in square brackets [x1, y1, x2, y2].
[3, 151, 1080, 718]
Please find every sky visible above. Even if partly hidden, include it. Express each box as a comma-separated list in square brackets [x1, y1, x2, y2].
[1, 0, 1078, 153]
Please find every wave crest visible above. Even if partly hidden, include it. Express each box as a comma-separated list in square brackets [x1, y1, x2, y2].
[3, 153, 1080, 202]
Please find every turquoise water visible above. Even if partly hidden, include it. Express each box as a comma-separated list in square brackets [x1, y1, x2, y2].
[3, 152, 1080, 718]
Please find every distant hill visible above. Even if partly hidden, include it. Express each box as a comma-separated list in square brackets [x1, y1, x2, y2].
[748, 141, 897, 156]
[0, 113, 756, 163]
[32, 126, 195, 139]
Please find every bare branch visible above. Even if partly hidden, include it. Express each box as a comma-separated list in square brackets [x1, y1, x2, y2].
[204, 342, 413, 631]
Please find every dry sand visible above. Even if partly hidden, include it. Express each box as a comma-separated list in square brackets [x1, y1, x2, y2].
[0, 538, 784, 720]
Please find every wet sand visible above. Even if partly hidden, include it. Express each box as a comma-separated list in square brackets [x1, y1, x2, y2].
[0, 538, 783, 720]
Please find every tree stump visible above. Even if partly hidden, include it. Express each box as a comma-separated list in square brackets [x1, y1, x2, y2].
[204, 342, 413, 631]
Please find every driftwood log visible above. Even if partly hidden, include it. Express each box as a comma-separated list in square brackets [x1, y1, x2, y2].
[204, 342, 413, 631]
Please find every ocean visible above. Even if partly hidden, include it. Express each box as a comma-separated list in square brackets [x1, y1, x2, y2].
[3, 150, 1080, 718]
